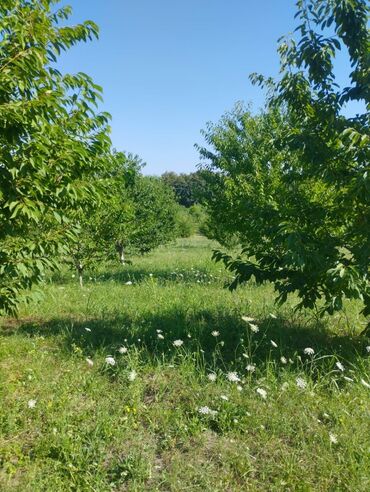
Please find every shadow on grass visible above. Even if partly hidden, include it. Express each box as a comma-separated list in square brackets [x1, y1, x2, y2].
[2, 308, 368, 373]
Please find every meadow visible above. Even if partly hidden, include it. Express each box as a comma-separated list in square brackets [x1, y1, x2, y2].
[1, 236, 369, 491]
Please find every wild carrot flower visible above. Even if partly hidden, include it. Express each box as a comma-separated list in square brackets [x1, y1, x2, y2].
[249, 324, 259, 333]
[173, 339, 183, 347]
[329, 433, 338, 444]
[227, 372, 240, 383]
[256, 388, 267, 399]
[28, 399, 37, 409]
[198, 406, 217, 416]
[246, 364, 256, 373]
[296, 377, 307, 389]
[280, 356, 287, 364]
[207, 373, 217, 382]
[157, 333, 164, 339]
[118, 346, 128, 354]
[242, 316, 254, 323]
[105, 356, 116, 366]
[304, 347, 315, 355]
[128, 370, 137, 381]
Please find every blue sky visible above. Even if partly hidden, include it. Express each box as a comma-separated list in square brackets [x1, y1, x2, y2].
[58, 1, 357, 175]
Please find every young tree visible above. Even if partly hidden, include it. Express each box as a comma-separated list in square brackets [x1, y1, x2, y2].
[0, 0, 111, 314]
[199, 0, 369, 318]
[65, 153, 178, 284]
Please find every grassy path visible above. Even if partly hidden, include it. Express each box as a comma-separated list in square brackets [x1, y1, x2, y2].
[1, 236, 369, 491]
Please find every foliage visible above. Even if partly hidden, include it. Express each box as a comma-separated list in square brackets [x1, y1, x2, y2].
[199, 0, 370, 317]
[161, 171, 208, 207]
[0, 0, 111, 314]
[65, 152, 178, 283]
[174, 205, 197, 238]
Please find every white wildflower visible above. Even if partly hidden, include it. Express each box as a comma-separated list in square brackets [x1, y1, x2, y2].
[28, 399, 37, 409]
[335, 361, 345, 372]
[84, 327, 91, 332]
[303, 347, 315, 355]
[296, 377, 307, 389]
[128, 370, 137, 381]
[280, 356, 287, 364]
[85, 358, 94, 367]
[220, 394, 229, 401]
[198, 406, 217, 416]
[125, 281, 133, 285]
[173, 339, 183, 347]
[227, 371, 240, 383]
[256, 388, 267, 400]
[220, 341, 225, 347]
[249, 323, 259, 333]
[281, 382, 289, 391]
[242, 353, 249, 359]
[360, 378, 370, 389]
[329, 433, 338, 444]
[157, 333, 164, 340]
[236, 385, 243, 392]
[366, 346, 370, 353]
[270, 340, 278, 348]
[269, 313, 277, 319]
[246, 364, 256, 373]
[105, 356, 116, 366]
[207, 373, 217, 382]
[242, 316, 254, 323]
[211, 330, 220, 337]
[118, 346, 128, 354]
[156, 329, 162, 333]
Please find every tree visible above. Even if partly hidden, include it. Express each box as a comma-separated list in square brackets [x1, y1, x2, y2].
[161, 171, 208, 207]
[199, 0, 369, 318]
[0, 0, 111, 314]
[65, 153, 178, 284]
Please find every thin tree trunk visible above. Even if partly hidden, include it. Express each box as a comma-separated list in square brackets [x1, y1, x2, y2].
[76, 262, 83, 288]
[116, 242, 125, 265]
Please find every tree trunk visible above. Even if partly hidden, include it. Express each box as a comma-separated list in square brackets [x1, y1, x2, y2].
[76, 263, 83, 288]
[116, 242, 125, 265]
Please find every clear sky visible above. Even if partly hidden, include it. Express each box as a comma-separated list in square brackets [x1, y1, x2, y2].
[57, 1, 358, 175]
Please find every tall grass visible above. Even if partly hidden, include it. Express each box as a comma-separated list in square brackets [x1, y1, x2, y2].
[1, 236, 369, 491]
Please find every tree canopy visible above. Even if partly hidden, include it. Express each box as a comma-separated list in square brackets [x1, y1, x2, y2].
[0, 0, 112, 314]
[199, 0, 369, 317]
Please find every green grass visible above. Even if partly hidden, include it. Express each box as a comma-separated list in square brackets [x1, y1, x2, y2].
[1, 236, 369, 491]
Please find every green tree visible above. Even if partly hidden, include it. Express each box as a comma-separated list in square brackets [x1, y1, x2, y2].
[65, 153, 178, 285]
[199, 0, 369, 318]
[0, 0, 111, 314]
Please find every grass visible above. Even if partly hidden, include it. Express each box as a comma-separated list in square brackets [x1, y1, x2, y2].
[1, 235, 369, 491]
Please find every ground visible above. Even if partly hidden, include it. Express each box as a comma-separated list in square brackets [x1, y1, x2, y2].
[0, 236, 369, 491]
